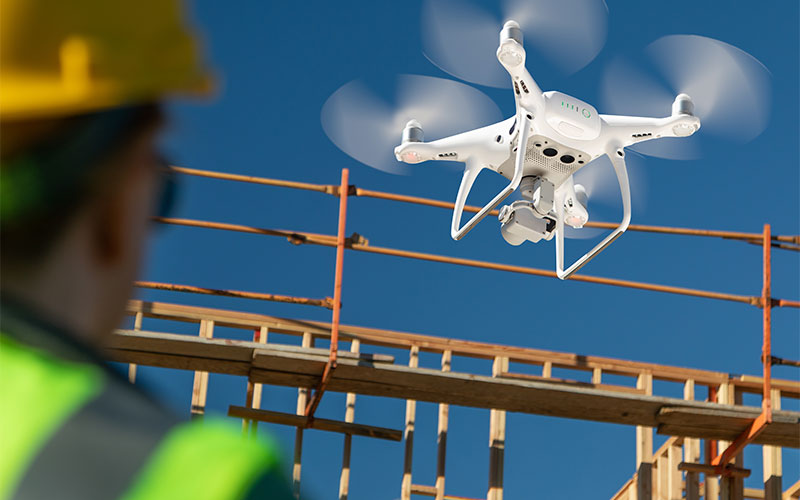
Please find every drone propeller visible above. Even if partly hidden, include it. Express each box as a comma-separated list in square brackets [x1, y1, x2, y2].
[422, 0, 608, 88]
[601, 34, 771, 160]
[321, 74, 502, 174]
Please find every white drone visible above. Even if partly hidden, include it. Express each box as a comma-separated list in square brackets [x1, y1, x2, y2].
[322, 2, 770, 279]
[394, 20, 700, 279]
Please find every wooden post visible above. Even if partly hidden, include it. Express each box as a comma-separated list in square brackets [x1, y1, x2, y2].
[435, 350, 452, 500]
[763, 388, 782, 500]
[656, 454, 667, 498]
[243, 326, 269, 436]
[705, 384, 721, 500]
[190, 319, 214, 418]
[635, 372, 653, 500]
[339, 339, 360, 500]
[683, 380, 701, 500]
[401, 346, 419, 500]
[667, 443, 681, 500]
[488, 356, 509, 500]
[719, 383, 745, 500]
[293, 332, 313, 498]
[542, 361, 552, 378]
[128, 311, 143, 384]
[592, 367, 602, 385]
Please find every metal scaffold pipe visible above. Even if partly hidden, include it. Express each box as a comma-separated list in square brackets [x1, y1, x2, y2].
[168, 165, 800, 246]
[151, 216, 800, 308]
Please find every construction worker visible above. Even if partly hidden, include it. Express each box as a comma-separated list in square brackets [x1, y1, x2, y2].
[0, 1, 295, 498]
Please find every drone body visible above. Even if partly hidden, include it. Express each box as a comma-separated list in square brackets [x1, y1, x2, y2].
[393, 21, 700, 279]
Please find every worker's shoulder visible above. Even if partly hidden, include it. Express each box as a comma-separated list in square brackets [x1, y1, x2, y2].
[1, 334, 293, 500]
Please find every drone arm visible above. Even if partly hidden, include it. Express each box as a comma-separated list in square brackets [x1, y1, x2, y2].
[450, 114, 531, 240]
[600, 113, 700, 147]
[555, 147, 631, 279]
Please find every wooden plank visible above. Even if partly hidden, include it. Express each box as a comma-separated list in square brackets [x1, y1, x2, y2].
[401, 346, 419, 500]
[103, 330, 800, 447]
[500, 372, 644, 394]
[228, 407, 402, 441]
[109, 329, 394, 364]
[657, 407, 799, 448]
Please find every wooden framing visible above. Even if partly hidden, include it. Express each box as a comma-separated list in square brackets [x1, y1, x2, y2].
[109, 301, 800, 499]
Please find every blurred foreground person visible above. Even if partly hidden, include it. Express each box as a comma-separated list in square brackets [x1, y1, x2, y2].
[0, 1, 294, 498]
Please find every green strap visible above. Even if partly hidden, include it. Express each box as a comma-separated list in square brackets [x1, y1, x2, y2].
[0, 335, 102, 500]
[122, 419, 290, 500]
[12, 369, 175, 499]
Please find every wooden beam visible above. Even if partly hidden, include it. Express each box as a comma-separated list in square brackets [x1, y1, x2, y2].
[783, 478, 800, 499]
[678, 462, 751, 478]
[227, 406, 402, 441]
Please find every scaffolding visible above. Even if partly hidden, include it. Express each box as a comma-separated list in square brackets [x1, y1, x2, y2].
[110, 166, 800, 500]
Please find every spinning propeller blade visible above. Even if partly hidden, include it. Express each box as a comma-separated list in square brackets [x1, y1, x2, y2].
[422, 0, 608, 88]
[601, 34, 771, 160]
[321, 74, 502, 174]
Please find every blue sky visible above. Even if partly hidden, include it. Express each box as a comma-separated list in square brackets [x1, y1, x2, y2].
[132, 1, 799, 497]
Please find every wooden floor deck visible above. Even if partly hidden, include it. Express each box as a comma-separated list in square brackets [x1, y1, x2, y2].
[106, 328, 800, 448]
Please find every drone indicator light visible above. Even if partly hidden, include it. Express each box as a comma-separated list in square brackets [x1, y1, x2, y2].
[401, 150, 422, 163]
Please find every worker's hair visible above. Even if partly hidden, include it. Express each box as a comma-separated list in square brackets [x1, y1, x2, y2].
[0, 104, 163, 268]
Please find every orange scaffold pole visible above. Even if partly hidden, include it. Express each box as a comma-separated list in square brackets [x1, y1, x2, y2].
[711, 224, 773, 470]
[304, 168, 349, 425]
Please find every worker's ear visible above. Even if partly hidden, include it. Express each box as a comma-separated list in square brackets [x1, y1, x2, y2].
[90, 137, 160, 267]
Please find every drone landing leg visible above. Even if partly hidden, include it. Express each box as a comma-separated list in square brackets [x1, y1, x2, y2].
[450, 114, 532, 240]
[555, 148, 631, 279]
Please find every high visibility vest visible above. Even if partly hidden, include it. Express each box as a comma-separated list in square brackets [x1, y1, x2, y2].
[0, 309, 295, 500]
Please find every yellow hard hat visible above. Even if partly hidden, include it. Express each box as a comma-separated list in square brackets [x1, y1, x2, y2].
[0, 0, 214, 121]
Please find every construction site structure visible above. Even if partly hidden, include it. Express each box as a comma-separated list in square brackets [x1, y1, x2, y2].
[109, 167, 800, 499]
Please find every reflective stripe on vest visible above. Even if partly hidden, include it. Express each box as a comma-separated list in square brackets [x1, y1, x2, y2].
[1, 334, 292, 500]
